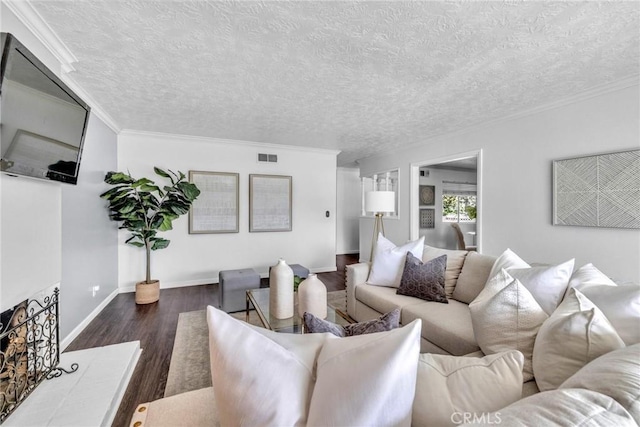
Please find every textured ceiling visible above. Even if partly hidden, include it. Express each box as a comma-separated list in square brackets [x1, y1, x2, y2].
[27, 1, 640, 166]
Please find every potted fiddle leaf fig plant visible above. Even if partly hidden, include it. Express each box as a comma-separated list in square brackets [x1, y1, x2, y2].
[100, 167, 201, 304]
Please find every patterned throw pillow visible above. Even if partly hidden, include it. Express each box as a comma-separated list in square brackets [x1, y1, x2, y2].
[396, 253, 448, 304]
[343, 309, 400, 336]
[303, 312, 346, 337]
[303, 309, 400, 337]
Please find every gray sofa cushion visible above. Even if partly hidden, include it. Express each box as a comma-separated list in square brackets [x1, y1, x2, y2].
[402, 299, 480, 356]
[452, 252, 497, 304]
[355, 284, 426, 314]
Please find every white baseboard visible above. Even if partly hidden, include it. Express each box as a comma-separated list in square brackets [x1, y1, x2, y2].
[119, 277, 217, 293]
[60, 288, 120, 351]
[118, 267, 339, 293]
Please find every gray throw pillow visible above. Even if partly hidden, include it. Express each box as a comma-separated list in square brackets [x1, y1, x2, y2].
[303, 312, 346, 337]
[303, 309, 400, 337]
[397, 252, 448, 304]
[343, 308, 400, 336]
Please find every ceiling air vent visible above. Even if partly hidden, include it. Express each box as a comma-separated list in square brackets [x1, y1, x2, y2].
[257, 153, 278, 163]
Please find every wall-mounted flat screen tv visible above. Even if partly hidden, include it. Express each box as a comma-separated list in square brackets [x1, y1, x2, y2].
[0, 32, 90, 185]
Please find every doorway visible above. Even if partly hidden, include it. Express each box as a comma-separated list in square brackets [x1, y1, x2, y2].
[410, 151, 481, 251]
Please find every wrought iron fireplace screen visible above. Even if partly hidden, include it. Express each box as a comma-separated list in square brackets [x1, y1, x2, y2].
[0, 288, 77, 423]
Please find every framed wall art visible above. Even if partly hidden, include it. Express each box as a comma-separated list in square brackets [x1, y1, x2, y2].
[420, 208, 435, 229]
[553, 149, 640, 229]
[419, 185, 435, 206]
[249, 174, 292, 232]
[189, 171, 239, 233]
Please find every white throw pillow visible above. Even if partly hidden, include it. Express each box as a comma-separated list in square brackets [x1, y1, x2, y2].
[469, 269, 548, 382]
[532, 288, 625, 392]
[307, 319, 421, 426]
[486, 248, 529, 281]
[568, 263, 617, 290]
[207, 306, 422, 427]
[368, 234, 425, 288]
[412, 350, 524, 426]
[573, 283, 640, 346]
[508, 259, 575, 315]
[560, 343, 640, 424]
[207, 306, 328, 426]
[477, 389, 637, 427]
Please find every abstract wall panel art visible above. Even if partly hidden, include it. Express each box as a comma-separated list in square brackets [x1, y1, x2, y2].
[553, 149, 640, 229]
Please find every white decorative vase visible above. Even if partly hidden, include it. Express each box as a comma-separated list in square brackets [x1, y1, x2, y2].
[297, 273, 327, 319]
[269, 258, 294, 319]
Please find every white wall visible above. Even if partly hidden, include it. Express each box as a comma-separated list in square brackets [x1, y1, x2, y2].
[336, 167, 360, 254]
[359, 84, 640, 284]
[117, 131, 338, 290]
[0, 175, 61, 311]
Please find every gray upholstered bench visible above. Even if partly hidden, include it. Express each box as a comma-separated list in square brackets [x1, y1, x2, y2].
[219, 268, 260, 313]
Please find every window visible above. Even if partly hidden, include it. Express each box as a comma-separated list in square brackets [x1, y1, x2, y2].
[442, 180, 476, 223]
[443, 195, 476, 223]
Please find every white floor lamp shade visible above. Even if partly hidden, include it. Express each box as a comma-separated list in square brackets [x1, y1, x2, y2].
[365, 191, 395, 261]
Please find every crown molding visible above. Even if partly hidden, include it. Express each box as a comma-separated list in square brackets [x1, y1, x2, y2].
[4, 0, 122, 133]
[3, 0, 77, 73]
[119, 129, 342, 156]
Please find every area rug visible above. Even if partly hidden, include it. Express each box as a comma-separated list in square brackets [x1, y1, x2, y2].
[164, 290, 346, 397]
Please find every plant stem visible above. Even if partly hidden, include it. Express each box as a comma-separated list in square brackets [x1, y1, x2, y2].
[145, 239, 151, 284]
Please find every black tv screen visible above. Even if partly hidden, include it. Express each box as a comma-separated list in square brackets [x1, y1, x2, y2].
[0, 32, 90, 185]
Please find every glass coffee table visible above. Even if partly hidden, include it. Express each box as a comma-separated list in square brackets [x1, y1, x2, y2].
[246, 288, 353, 333]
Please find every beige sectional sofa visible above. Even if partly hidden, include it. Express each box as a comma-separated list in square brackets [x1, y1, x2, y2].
[347, 246, 496, 356]
[130, 245, 640, 426]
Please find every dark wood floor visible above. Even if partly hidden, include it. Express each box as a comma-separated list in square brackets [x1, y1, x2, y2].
[65, 254, 359, 427]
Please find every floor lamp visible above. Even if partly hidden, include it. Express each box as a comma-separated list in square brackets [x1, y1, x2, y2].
[365, 190, 395, 262]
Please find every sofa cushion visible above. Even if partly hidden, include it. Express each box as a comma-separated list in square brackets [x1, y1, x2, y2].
[533, 288, 625, 392]
[452, 252, 496, 304]
[367, 234, 424, 288]
[402, 299, 480, 356]
[130, 387, 219, 427]
[560, 343, 640, 424]
[356, 283, 426, 315]
[478, 389, 637, 427]
[423, 245, 468, 298]
[470, 269, 548, 382]
[413, 350, 524, 426]
[397, 253, 448, 303]
[207, 305, 422, 426]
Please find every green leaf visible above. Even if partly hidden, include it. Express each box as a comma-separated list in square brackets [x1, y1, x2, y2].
[151, 238, 170, 251]
[127, 241, 145, 248]
[99, 185, 127, 199]
[105, 171, 134, 185]
[140, 184, 162, 194]
[154, 167, 171, 178]
[132, 178, 154, 188]
[177, 182, 201, 201]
